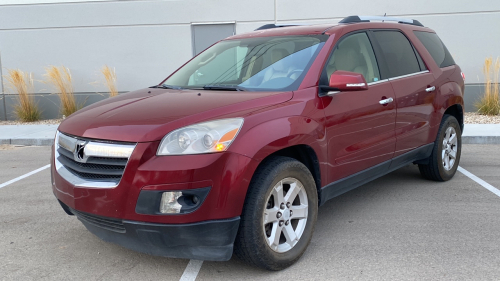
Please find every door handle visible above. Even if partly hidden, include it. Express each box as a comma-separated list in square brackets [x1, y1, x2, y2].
[425, 86, 436, 92]
[379, 97, 394, 105]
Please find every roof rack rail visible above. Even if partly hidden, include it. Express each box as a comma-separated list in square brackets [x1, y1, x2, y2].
[339, 15, 424, 27]
[254, 24, 300, 31]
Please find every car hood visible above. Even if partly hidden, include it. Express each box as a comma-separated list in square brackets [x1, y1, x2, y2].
[58, 88, 293, 142]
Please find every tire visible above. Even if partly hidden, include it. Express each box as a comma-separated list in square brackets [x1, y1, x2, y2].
[234, 156, 318, 271]
[418, 114, 462, 181]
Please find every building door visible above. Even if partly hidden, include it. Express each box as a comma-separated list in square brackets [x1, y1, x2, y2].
[191, 23, 235, 56]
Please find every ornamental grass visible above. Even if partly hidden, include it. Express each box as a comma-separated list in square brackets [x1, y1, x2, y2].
[475, 57, 500, 115]
[101, 65, 118, 97]
[4, 69, 41, 122]
[44, 65, 78, 117]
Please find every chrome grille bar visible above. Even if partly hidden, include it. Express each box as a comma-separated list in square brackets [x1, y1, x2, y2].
[54, 131, 136, 188]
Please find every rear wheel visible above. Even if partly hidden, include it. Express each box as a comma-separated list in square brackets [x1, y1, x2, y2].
[418, 114, 462, 181]
[234, 156, 318, 271]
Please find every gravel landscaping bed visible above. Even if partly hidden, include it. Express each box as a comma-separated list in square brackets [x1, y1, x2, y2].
[0, 119, 62, 125]
[464, 112, 500, 124]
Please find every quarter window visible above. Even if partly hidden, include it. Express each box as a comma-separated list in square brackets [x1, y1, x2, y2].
[414, 45, 428, 71]
[414, 31, 455, 68]
[325, 32, 381, 83]
[372, 31, 421, 78]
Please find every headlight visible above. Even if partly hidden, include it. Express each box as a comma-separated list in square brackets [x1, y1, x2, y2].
[157, 118, 244, 155]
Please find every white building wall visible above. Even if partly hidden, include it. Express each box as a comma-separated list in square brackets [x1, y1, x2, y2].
[0, 0, 274, 93]
[0, 0, 499, 116]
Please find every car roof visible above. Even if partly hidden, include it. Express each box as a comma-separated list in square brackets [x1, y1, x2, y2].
[226, 20, 433, 41]
[227, 24, 338, 40]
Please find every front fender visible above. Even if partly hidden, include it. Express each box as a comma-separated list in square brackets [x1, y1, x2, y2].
[230, 116, 326, 162]
[229, 116, 328, 199]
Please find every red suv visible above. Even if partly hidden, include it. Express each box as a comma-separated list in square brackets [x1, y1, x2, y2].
[51, 16, 464, 270]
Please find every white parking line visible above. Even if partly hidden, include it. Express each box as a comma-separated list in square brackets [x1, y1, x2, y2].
[0, 164, 51, 189]
[1, 163, 206, 281]
[179, 260, 204, 281]
[458, 166, 500, 198]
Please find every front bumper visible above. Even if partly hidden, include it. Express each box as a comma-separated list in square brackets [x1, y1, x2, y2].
[51, 139, 259, 260]
[59, 200, 240, 261]
[51, 141, 258, 224]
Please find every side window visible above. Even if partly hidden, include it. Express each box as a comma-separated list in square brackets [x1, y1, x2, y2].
[372, 31, 421, 78]
[325, 32, 381, 83]
[414, 31, 455, 68]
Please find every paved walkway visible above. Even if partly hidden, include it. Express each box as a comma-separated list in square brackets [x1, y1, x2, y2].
[0, 124, 499, 146]
[0, 125, 59, 146]
[463, 124, 500, 144]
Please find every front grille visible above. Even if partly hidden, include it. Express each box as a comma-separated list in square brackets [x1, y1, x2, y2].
[57, 147, 127, 182]
[54, 132, 136, 187]
[70, 208, 126, 233]
[66, 168, 123, 180]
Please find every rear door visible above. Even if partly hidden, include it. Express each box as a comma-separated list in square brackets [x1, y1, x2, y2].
[370, 30, 435, 157]
[320, 31, 396, 183]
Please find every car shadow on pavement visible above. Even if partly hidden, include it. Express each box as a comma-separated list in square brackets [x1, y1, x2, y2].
[197, 164, 442, 278]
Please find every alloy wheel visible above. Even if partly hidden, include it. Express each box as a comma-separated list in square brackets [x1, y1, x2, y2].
[263, 177, 308, 253]
[442, 126, 458, 171]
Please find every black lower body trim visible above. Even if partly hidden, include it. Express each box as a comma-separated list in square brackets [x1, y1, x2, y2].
[59, 202, 240, 261]
[319, 143, 434, 205]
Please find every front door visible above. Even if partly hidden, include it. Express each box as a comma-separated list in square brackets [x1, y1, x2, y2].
[320, 32, 396, 184]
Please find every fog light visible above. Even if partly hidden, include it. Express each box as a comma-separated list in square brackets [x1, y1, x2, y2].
[136, 187, 210, 215]
[160, 191, 182, 214]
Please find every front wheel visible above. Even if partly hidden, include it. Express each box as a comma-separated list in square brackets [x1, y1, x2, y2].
[418, 114, 462, 181]
[234, 156, 318, 271]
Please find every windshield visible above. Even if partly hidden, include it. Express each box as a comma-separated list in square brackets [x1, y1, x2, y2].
[161, 35, 327, 91]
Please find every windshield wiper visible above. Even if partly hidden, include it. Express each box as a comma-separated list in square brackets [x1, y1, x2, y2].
[202, 84, 246, 91]
[150, 84, 184, 90]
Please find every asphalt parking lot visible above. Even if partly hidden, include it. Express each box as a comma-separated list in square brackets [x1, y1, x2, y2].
[1, 144, 499, 280]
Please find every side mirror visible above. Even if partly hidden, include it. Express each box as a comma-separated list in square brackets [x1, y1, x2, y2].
[320, 71, 368, 95]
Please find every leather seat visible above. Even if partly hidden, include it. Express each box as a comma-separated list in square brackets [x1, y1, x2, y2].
[326, 47, 368, 80]
[262, 48, 293, 82]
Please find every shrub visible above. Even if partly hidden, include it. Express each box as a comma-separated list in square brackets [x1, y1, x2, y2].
[101, 65, 118, 97]
[475, 57, 500, 115]
[44, 65, 79, 117]
[4, 69, 41, 122]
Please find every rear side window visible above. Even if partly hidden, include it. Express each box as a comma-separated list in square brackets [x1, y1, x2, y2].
[372, 31, 421, 78]
[414, 31, 455, 68]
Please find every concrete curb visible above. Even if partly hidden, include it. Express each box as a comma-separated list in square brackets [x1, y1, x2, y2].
[462, 136, 500, 145]
[0, 124, 58, 146]
[1, 137, 499, 146]
[1, 124, 499, 146]
[462, 124, 500, 144]
[0, 138, 55, 146]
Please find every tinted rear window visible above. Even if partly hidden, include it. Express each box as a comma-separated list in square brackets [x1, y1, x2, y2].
[372, 31, 421, 78]
[414, 31, 455, 68]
